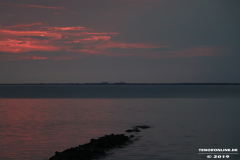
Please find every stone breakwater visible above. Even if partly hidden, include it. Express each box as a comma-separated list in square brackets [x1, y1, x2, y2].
[125, 125, 151, 133]
[48, 125, 151, 160]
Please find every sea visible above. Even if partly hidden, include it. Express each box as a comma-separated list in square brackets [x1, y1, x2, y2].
[0, 85, 239, 160]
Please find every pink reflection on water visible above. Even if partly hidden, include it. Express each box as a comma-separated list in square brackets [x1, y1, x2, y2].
[0, 99, 114, 160]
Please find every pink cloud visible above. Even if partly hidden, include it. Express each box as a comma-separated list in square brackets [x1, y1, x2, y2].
[0, 22, 228, 60]
[0, 30, 61, 39]
[0, 39, 60, 53]
[83, 36, 111, 43]
[0, 23, 119, 58]
[46, 26, 89, 31]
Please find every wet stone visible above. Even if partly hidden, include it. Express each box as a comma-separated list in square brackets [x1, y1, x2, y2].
[48, 125, 151, 160]
[49, 134, 131, 160]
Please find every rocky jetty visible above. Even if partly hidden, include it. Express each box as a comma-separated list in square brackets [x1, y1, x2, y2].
[48, 125, 151, 160]
[125, 125, 151, 132]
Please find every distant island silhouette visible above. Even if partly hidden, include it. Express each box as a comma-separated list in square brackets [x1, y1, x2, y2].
[1, 83, 240, 98]
[0, 82, 239, 85]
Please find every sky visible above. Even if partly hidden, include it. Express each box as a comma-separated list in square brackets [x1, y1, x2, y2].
[0, 0, 239, 83]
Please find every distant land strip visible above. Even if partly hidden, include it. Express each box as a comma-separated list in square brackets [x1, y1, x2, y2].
[1, 83, 240, 98]
[0, 83, 240, 85]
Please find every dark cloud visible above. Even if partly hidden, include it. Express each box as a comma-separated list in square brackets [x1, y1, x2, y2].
[22, 36, 51, 40]
[18, 41, 27, 44]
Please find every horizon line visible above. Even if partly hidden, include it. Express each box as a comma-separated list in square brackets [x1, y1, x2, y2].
[0, 82, 240, 85]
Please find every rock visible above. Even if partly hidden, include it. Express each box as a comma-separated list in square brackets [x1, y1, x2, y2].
[135, 125, 151, 129]
[48, 125, 151, 160]
[125, 125, 151, 132]
[49, 134, 131, 160]
[125, 129, 133, 132]
[125, 128, 140, 132]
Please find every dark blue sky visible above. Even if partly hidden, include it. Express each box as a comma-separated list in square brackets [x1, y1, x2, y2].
[0, 0, 239, 83]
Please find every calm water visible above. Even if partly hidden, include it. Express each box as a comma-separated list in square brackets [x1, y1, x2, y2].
[0, 85, 240, 160]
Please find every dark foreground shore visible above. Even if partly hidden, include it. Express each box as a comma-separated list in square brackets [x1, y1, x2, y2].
[48, 125, 150, 160]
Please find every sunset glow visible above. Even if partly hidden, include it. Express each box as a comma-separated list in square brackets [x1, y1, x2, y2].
[0, 21, 225, 60]
[1, 22, 182, 60]
[0, 0, 239, 83]
[0, 0, 231, 61]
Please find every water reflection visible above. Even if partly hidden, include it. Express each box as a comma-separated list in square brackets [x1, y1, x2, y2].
[0, 99, 115, 160]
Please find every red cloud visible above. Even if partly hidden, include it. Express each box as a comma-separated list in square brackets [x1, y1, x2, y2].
[0, 2, 65, 9]
[0, 30, 61, 39]
[83, 36, 111, 43]
[0, 39, 60, 53]
[0, 23, 119, 57]
[0, 22, 227, 60]
[47, 26, 89, 31]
